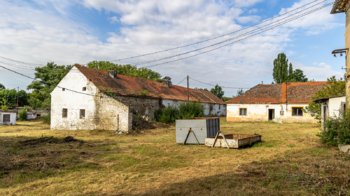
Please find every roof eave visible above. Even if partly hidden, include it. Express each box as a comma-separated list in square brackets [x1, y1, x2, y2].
[331, 0, 345, 14]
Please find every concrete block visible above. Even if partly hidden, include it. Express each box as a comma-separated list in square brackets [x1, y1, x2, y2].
[338, 144, 350, 154]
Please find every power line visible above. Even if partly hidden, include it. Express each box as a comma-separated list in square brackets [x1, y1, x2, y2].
[0, 56, 45, 67]
[133, 0, 328, 66]
[175, 77, 187, 86]
[140, 3, 332, 68]
[108, 0, 326, 63]
[189, 77, 251, 89]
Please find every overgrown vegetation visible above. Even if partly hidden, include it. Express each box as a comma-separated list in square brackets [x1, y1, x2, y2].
[304, 76, 345, 119]
[18, 110, 27, 121]
[318, 111, 350, 146]
[1, 105, 9, 111]
[156, 102, 205, 124]
[140, 90, 148, 96]
[41, 114, 51, 125]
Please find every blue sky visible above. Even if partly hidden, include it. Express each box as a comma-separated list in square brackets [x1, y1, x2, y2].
[0, 0, 345, 97]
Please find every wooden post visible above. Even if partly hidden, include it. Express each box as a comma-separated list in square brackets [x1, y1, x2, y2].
[17, 87, 19, 114]
[187, 75, 189, 102]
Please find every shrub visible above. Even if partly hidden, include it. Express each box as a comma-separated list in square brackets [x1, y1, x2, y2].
[318, 111, 350, 146]
[23, 105, 32, 111]
[132, 114, 149, 132]
[157, 102, 205, 124]
[18, 110, 27, 121]
[41, 114, 51, 124]
[1, 105, 8, 111]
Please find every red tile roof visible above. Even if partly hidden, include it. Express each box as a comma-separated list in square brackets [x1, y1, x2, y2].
[75, 65, 225, 104]
[226, 82, 328, 104]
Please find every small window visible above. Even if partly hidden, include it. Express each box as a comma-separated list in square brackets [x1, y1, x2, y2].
[62, 109, 68, 118]
[62, 88, 65, 91]
[3, 114, 10, 122]
[280, 110, 284, 115]
[80, 109, 85, 119]
[239, 108, 247, 116]
[82, 87, 86, 91]
[292, 107, 303, 116]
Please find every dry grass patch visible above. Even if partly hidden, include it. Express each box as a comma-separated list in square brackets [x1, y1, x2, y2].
[0, 119, 349, 195]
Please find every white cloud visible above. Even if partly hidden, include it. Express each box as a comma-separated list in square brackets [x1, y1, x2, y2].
[292, 61, 343, 81]
[108, 16, 119, 23]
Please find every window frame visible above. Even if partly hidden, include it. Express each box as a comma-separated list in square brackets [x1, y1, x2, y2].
[80, 109, 85, 119]
[62, 108, 68, 118]
[3, 114, 10, 122]
[239, 108, 247, 116]
[292, 107, 304, 117]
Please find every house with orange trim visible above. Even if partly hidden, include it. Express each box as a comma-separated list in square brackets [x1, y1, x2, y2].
[226, 82, 327, 123]
[50, 65, 226, 132]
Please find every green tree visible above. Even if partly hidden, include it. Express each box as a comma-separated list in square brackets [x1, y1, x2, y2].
[237, 89, 244, 96]
[293, 69, 308, 82]
[273, 53, 289, 84]
[0, 83, 5, 90]
[87, 61, 163, 82]
[304, 76, 345, 119]
[222, 97, 231, 102]
[210, 84, 224, 99]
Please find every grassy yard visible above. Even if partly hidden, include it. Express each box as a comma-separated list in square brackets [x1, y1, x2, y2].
[0, 118, 349, 195]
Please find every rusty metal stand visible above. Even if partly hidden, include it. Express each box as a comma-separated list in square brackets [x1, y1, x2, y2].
[212, 131, 230, 149]
[184, 128, 200, 145]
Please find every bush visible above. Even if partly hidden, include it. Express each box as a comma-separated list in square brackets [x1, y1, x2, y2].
[318, 111, 350, 146]
[1, 105, 9, 111]
[18, 110, 27, 121]
[132, 114, 149, 132]
[157, 102, 205, 124]
[41, 114, 51, 124]
[23, 105, 32, 111]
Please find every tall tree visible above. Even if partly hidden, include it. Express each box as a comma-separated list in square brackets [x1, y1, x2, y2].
[0, 83, 5, 90]
[293, 69, 308, 82]
[273, 53, 289, 84]
[87, 61, 163, 82]
[288, 63, 294, 81]
[210, 84, 224, 99]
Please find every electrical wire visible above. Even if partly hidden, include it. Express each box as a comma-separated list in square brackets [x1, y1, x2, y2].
[133, 0, 328, 66]
[175, 77, 187, 86]
[108, 0, 326, 62]
[140, 3, 332, 68]
[189, 77, 251, 89]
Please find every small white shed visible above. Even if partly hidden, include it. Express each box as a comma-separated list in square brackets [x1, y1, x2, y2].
[0, 112, 17, 125]
[314, 96, 346, 130]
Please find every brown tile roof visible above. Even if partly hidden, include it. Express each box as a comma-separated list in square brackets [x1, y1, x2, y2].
[226, 82, 328, 104]
[75, 65, 225, 104]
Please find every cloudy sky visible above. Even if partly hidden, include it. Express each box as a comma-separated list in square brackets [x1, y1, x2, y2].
[0, 0, 346, 97]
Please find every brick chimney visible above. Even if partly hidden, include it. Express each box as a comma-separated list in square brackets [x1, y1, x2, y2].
[164, 76, 171, 88]
[109, 67, 117, 79]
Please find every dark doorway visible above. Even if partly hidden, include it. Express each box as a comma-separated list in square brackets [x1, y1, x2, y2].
[268, 109, 275, 120]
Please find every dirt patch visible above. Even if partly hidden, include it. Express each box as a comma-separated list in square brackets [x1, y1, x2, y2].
[19, 136, 83, 146]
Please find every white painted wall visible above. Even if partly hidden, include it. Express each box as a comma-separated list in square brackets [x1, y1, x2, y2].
[327, 96, 346, 118]
[162, 99, 226, 116]
[227, 103, 317, 123]
[51, 67, 131, 131]
[0, 112, 16, 125]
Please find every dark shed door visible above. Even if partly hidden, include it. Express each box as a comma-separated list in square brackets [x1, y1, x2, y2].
[3, 114, 10, 122]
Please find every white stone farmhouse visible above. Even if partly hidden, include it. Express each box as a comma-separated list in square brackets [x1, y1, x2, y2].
[314, 96, 346, 130]
[226, 82, 327, 123]
[51, 65, 226, 132]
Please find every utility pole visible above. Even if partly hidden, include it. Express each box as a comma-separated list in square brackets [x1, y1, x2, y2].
[17, 87, 19, 114]
[187, 75, 189, 102]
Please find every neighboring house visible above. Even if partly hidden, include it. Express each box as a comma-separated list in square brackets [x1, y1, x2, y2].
[51, 65, 226, 132]
[226, 82, 327, 123]
[330, 0, 350, 107]
[314, 96, 346, 130]
[0, 112, 16, 125]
